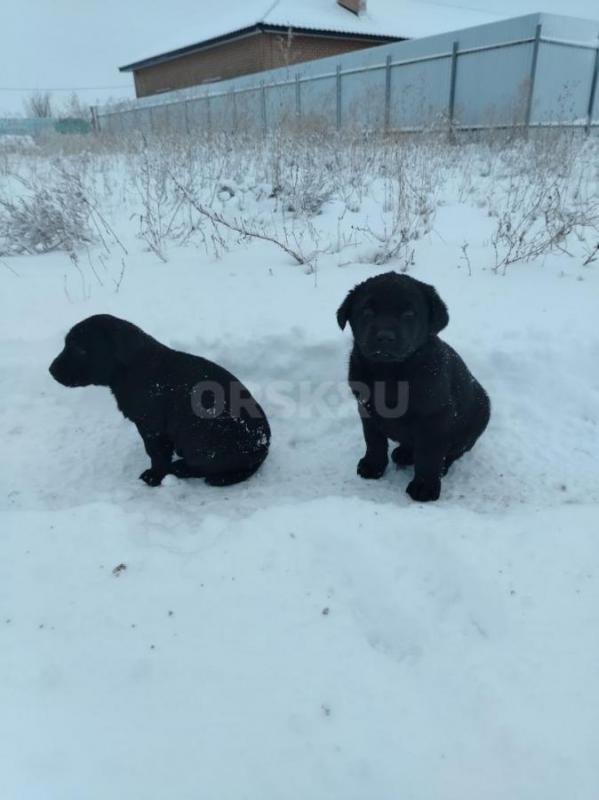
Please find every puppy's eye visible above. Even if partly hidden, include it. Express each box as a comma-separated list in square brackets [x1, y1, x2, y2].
[70, 344, 87, 357]
[362, 307, 375, 319]
[402, 310, 416, 320]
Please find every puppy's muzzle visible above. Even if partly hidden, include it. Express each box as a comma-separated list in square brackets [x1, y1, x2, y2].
[49, 355, 83, 387]
[375, 329, 397, 345]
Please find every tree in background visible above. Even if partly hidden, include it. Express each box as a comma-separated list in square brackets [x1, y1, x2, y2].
[23, 91, 53, 118]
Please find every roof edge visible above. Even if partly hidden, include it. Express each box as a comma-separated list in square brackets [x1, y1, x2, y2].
[119, 23, 400, 72]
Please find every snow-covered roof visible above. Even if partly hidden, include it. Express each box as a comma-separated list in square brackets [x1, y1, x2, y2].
[120, 0, 501, 71]
[261, 0, 499, 38]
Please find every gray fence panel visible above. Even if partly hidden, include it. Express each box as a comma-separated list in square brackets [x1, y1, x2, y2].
[140, 107, 153, 133]
[149, 105, 171, 133]
[210, 93, 235, 131]
[187, 97, 210, 130]
[105, 114, 121, 136]
[454, 43, 533, 127]
[265, 83, 297, 128]
[97, 114, 111, 134]
[342, 66, 386, 129]
[130, 108, 145, 134]
[390, 58, 452, 129]
[298, 76, 337, 127]
[235, 87, 263, 131]
[167, 102, 187, 132]
[533, 41, 597, 123]
[119, 110, 133, 134]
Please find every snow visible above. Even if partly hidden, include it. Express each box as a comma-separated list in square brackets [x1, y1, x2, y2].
[266, 0, 501, 38]
[3, 500, 598, 798]
[1, 133, 598, 798]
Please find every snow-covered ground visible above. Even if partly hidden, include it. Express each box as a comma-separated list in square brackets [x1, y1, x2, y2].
[1, 132, 598, 799]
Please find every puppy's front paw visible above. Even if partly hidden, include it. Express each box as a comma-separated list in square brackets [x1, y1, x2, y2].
[406, 477, 441, 502]
[139, 468, 164, 487]
[357, 457, 387, 480]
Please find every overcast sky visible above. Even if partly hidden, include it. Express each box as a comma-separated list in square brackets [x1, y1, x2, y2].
[1, 0, 598, 114]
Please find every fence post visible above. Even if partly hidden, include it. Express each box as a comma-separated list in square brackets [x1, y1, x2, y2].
[206, 93, 212, 134]
[524, 23, 542, 133]
[448, 40, 459, 139]
[90, 106, 99, 133]
[261, 81, 267, 133]
[149, 106, 155, 133]
[336, 64, 342, 130]
[586, 37, 599, 135]
[231, 90, 238, 132]
[184, 100, 190, 135]
[295, 73, 301, 119]
[384, 55, 392, 131]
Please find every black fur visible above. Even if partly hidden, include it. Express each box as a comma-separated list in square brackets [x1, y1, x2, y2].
[49, 314, 270, 487]
[337, 273, 490, 502]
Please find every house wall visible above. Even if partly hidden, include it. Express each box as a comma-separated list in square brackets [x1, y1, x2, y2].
[263, 31, 380, 72]
[133, 31, 390, 97]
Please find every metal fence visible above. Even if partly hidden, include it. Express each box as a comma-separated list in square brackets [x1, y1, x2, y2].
[0, 117, 93, 138]
[0, 118, 56, 137]
[94, 12, 599, 136]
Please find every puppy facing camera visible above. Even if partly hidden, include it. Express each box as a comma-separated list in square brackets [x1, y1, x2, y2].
[337, 272, 490, 502]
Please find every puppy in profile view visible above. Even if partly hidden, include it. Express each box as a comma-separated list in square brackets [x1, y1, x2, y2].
[337, 272, 490, 502]
[50, 314, 270, 487]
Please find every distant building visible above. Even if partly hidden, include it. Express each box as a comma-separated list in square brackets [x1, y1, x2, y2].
[119, 0, 498, 98]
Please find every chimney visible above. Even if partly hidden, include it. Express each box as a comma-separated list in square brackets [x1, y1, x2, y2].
[338, 0, 366, 15]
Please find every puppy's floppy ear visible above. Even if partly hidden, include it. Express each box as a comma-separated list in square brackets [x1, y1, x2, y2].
[418, 281, 449, 334]
[105, 318, 147, 366]
[113, 327, 146, 365]
[337, 286, 358, 330]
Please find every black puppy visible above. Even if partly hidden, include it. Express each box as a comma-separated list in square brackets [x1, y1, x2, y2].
[50, 314, 270, 487]
[337, 272, 490, 502]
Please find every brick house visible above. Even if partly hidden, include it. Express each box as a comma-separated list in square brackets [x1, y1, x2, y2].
[119, 1, 409, 98]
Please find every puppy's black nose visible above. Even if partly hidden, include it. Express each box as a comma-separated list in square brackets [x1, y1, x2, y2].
[376, 329, 397, 345]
